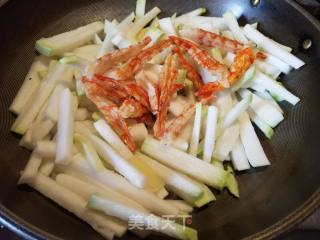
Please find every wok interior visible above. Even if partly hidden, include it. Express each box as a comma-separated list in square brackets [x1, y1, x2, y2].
[0, 0, 320, 239]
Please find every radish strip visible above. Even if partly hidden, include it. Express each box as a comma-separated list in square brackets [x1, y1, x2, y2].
[231, 138, 250, 171]
[189, 103, 202, 156]
[35, 140, 56, 158]
[135, 0, 146, 20]
[11, 64, 68, 134]
[141, 137, 227, 189]
[75, 124, 146, 188]
[59, 154, 179, 216]
[223, 11, 248, 44]
[55, 88, 75, 165]
[56, 173, 146, 213]
[88, 194, 197, 240]
[239, 89, 284, 127]
[31, 174, 115, 239]
[238, 112, 270, 167]
[18, 152, 42, 184]
[250, 70, 300, 105]
[43, 84, 64, 122]
[39, 159, 55, 176]
[127, 7, 161, 38]
[214, 123, 240, 161]
[159, 17, 177, 36]
[203, 106, 218, 162]
[10, 56, 49, 114]
[243, 24, 305, 69]
[94, 119, 133, 160]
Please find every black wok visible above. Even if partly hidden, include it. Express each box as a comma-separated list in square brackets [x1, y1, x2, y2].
[0, 0, 320, 239]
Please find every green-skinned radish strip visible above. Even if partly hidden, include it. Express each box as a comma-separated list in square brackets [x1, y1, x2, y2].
[18, 152, 42, 185]
[239, 89, 284, 127]
[43, 84, 64, 122]
[55, 88, 75, 165]
[75, 125, 145, 188]
[94, 119, 133, 160]
[11, 64, 68, 135]
[250, 71, 299, 105]
[189, 103, 202, 156]
[159, 17, 177, 36]
[165, 200, 193, 214]
[219, 93, 252, 131]
[202, 106, 218, 162]
[56, 173, 147, 213]
[88, 194, 198, 240]
[243, 24, 304, 69]
[223, 11, 248, 44]
[39, 159, 55, 176]
[214, 123, 240, 161]
[231, 138, 250, 171]
[74, 133, 105, 171]
[60, 153, 179, 216]
[135, 0, 146, 21]
[127, 7, 161, 39]
[30, 174, 115, 239]
[36, 21, 104, 56]
[10, 56, 49, 114]
[231, 65, 256, 92]
[136, 152, 215, 207]
[141, 137, 228, 190]
[255, 60, 281, 79]
[263, 53, 291, 74]
[247, 108, 274, 139]
[174, 16, 227, 30]
[238, 112, 270, 167]
[181, 8, 207, 17]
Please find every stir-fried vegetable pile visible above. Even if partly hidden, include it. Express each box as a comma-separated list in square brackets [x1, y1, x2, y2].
[10, 1, 304, 239]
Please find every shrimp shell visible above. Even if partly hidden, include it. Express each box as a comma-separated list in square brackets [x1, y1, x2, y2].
[119, 99, 148, 119]
[165, 103, 196, 140]
[169, 36, 230, 88]
[136, 71, 159, 115]
[153, 53, 178, 139]
[228, 47, 256, 85]
[195, 82, 223, 97]
[117, 39, 172, 80]
[180, 28, 244, 53]
[94, 37, 151, 75]
[123, 83, 151, 111]
[166, 79, 226, 139]
[93, 74, 150, 110]
[173, 47, 203, 90]
[83, 82, 137, 152]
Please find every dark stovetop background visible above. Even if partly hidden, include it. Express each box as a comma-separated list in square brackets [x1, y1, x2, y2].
[0, 0, 320, 239]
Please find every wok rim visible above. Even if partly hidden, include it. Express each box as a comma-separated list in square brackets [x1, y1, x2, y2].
[0, 0, 319, 239]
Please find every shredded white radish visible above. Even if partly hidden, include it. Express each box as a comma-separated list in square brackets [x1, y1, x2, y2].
[238, 112, 270, 167]
[223, 11, 248, 44]
[18, 152, 42, 184]
[9, 5, 307, 239]
[31, 174, 115, 239]
[189, 103, 202, 156]
[243, 24, 305, 69]
[203, 106, 218, 162]
[158, 17, 177, 36]
[231, 138, 250, 171]
[94, 119, 133, 160]
[55, 88, 75, 165]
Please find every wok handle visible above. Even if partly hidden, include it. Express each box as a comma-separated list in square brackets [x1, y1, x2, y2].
[295, 0, 320, 19]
